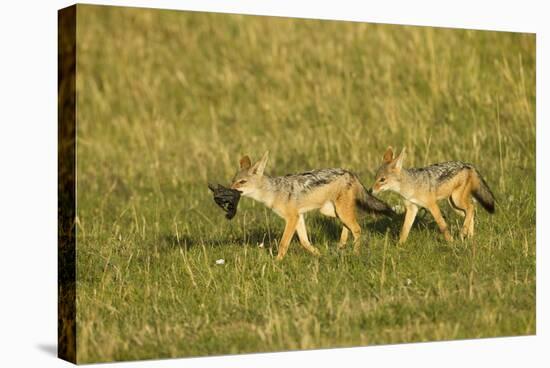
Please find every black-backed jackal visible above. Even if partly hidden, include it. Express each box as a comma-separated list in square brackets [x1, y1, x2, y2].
[371, 147, 495, 243]
[231, 152, 394, 260]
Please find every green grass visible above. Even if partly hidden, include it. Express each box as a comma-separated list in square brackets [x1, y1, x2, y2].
[74, 5, 535, 363]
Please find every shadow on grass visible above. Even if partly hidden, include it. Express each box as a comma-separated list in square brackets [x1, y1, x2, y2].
[310, 216, 342, 241]
[364, 215, 399, 236]
[309, 213, 399, 241]
[158, 208, 457, 253]
[433, 243, 455, 253]
[379, 208, 457, 239]
[158, 227, 273, 251]
[157, 234, 199, 251]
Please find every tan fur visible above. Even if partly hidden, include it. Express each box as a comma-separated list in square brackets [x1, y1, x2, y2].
[231, 152, 391, 260]
[372, 147, 494, 243]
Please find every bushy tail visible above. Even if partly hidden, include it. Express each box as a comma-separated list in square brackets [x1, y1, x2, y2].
[471, 169, 496, 214]
[355, 183, 395, 217]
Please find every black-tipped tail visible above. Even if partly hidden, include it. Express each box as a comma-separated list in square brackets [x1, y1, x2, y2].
[357, 192, 395, 217]
[472, 170, 496, 214]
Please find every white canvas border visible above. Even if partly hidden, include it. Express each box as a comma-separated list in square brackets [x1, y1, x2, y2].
[0, 1, 545, 367]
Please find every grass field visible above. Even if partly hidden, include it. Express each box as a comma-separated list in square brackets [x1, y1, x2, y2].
[74, 5, 536, 363]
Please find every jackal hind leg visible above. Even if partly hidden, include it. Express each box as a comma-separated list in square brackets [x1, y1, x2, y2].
[462, 199, 475, 239]
[338, 227, 350, 249]
[452, 182, 475, 240]
[448, 197, 465, 217]
[296, 214, 321, 256]
[276, 213, 299, 261]
[426, 202, 453, 242]
[468, 213, 475, 237]
[461, 187, 475, 238]
[335, 193, 363, 255]
[319, 200, 348, 249]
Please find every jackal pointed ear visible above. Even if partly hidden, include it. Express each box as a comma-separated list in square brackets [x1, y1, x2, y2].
[394, 147, 406, 170]
[250, 151, 269, 176]
[383, 146, 394, 164]
[239, 155, 252, 170]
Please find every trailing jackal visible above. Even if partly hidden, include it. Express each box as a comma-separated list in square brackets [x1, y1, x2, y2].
[231, 152, 394, 260]
[371, 147, 495, 243]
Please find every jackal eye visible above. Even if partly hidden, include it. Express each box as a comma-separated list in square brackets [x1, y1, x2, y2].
[237, 179, 247, 185]
[379, 177, 386, 183]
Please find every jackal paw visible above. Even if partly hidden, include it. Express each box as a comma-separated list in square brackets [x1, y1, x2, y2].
[310, 248, 321, 256]
[460, 231, 473, 241]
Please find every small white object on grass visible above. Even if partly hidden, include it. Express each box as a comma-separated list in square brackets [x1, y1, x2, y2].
[215, 259, 225, 265]
[406, 278, 413, 286]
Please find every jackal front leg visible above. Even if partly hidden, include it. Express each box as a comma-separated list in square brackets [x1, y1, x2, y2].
[296, 214, 321, 256]
[276, 214, 299, 261]
[399, 200, 418, 244]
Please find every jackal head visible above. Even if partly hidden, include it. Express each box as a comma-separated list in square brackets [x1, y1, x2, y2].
[372, 147, 406, 194]
[230, 151, 269, 196]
